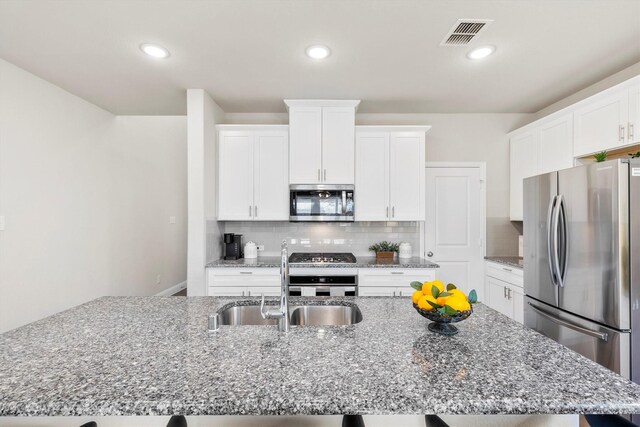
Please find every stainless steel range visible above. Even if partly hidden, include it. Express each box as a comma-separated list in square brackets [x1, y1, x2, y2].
[288, 252, 358, 297]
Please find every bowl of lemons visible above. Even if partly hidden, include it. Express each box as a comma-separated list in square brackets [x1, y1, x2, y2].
[411, 280, 478, 336]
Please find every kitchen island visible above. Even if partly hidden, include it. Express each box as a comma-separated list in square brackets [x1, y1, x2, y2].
[1, 296, 639, 419]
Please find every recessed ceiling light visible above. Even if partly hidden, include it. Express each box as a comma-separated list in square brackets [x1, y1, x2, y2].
[305, 45, 331, 60]
[467, 45, 495, 60]
[140, 43, 170, 59]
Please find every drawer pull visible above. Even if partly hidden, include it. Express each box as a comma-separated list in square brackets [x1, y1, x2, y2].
[391, 272, 404, 275]
[502, 267, 512, 272]
[239, 272, 253, 275]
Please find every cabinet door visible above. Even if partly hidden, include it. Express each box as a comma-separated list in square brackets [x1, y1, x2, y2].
[208, 286, 247, 296]
[358, 287, 402, 297]
[254, 131, 289, 220]
[538, 114, 574, 174]
[289, 107, 322, 184]
[510, 285, 524, 324]
[322, 107, 355, 184]
[628, 84, 640, 145]
[355, 132, 389, 221]
[485, 276, 512, 318]
[389, 132, 425, 221]
[509, 131, 538, 221]
[218, 131, 254, 220]
[573, 90, 629, 156]
[246, 286, 281, 297]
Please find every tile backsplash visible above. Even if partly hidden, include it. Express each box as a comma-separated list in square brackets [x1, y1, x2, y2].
[221, 221, 421, 257]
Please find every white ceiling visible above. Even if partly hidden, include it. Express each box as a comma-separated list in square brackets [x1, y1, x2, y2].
[0, 0, 639, 115]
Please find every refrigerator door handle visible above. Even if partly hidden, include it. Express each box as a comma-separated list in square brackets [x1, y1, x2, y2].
[527, 302, 608, 341]
[547, 195, 559, 287]
[557, 195, 568, 286]
[552, 194, 565, 288]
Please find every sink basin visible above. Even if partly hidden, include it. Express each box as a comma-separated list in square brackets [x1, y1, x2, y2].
[290, 305, 363, 326]
[211, 302, 363, 329]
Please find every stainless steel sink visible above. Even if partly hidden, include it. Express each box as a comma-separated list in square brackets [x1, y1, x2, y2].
[210, 302, 363, 330]
[290, 305, 363, 326]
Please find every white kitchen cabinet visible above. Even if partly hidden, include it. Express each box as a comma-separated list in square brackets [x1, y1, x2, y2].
[484, 261, 524, 324]
[355, 132, 389, 221]
[355, 127, 429, 221]
[538, 114, 574, 174]
[358, 268, 436, 296]
[572, 77, 640, 156]
[285, 100, 359, 185]
[206, 268, 280, 296]
[217, 126, 288, 221]
[322, 108, 356, 184]
[288, 107, 322, 184]
[573, 89, 629, 157]
[509, 130, 538, 221]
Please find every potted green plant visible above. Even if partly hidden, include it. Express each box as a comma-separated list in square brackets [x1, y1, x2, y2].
[594, 151, 608, 162]
[629, 151, 640, 159]
[369, 241, 400, 260]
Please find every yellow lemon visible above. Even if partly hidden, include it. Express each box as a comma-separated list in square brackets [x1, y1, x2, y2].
[411, 290, 423, 305]
[446, 297, 471, 312]
[418, 294, 437, 311]
[448, 289, 466, 300]
[422, 280, 445, 295]
[436, 296, 449, 306]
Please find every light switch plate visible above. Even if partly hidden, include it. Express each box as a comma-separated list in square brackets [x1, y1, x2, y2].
[256, 245, 265, 251]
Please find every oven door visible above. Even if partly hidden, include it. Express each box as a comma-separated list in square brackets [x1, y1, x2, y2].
[289, 286, 358, 297]
[290, 184, 354, 222]
[289, 274, 358, 297]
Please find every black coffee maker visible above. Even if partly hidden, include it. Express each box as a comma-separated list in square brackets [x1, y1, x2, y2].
[223, 233, 243, 260]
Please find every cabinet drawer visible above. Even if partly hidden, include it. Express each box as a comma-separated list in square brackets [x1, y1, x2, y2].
[208, 286, 246, 296]
[358, 286, 408, 297]
[207, 268, 280, 286]
[485, 262, 523, 287]
[358, 269, 436, 287]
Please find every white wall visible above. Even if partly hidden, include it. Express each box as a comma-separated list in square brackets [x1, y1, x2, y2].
[187, 90, 224, 296]
[224, 112, 531, 256]
[0, 59, 187, 333]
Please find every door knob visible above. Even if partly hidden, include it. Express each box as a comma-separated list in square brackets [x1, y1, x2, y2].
[427, 251, 434, 257]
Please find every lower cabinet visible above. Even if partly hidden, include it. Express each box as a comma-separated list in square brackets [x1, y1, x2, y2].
[484, 261, 524, 323]
[358, 269, 436, 297]
[207, 268, 280, 296]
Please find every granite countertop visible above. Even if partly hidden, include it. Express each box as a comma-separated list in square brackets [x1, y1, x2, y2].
[2, 296, 640, 417]
[207, 256, 439, 269]
[485, 256, 524, 269]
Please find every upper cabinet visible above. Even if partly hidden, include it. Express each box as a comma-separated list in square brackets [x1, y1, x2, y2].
[285, 100, 359, 184]
[509, 113, 573, 221]
[355, 127, 429, 221]
[573, 77, 640, 156]
[217, 125, 289, 221]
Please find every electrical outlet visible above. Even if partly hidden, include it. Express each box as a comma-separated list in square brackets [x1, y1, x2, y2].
[156, 274, 161, 285]
[256, 245, 265, 251]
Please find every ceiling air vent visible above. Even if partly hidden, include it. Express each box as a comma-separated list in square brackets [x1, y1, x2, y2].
[440, 19, 493, 46]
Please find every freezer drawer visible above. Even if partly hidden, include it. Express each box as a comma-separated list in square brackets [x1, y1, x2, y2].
[525, 296, 630, 379]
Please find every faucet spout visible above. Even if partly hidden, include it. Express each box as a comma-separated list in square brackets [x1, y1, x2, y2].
[260, 240, 290, 332]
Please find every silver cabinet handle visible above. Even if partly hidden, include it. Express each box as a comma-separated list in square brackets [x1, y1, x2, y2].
[399, 291, 403, 297]
[239, 271, 253, 275]
[391, 271, 404, 275]
[502, 267, 512, 272]
[249, 205, 252, 217]
[254, 205, 258, 217]
[619, 124, 625, 141]
[392, 206, 395, 218]
[507, 288, 512, 299]
[318, 169, 321, 181]
[323, 169, 327, 181]
[386, 206, 389, 218]
[427, 251, 434, 257]
[242, 290, 245, 296]
[527, 302, 608, 341]
[393, 291, 396, 297]
[630, 123, 635, 140]
[503, 286, 507, 298]
[247, 290, 251, 296]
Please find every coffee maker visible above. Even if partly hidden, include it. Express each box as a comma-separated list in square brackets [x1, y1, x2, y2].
[223, 233, 243, 260]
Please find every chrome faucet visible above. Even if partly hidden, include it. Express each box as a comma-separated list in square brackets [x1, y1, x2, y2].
[260, 240, 290, 332]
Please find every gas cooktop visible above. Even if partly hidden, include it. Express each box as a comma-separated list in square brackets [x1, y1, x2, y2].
[289, 252, 357, 264]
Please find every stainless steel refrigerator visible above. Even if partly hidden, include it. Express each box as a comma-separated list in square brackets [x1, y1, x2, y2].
[523, 159, 639, 398]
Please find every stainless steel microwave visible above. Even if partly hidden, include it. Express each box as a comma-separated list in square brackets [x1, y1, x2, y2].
[289, 184, 354, 222]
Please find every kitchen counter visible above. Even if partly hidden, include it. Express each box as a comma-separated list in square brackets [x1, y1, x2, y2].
[2, 296, 639, 417]
[485, 256, 523, 269]
[207, 256, 439, 269]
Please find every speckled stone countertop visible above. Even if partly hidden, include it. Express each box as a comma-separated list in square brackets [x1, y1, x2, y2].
[207, 256, 439, 269]
[2, 296, 640, 417]
[485, 256, 524, 269]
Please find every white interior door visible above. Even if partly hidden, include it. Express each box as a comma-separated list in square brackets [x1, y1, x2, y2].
[425, 165, 484, 298]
